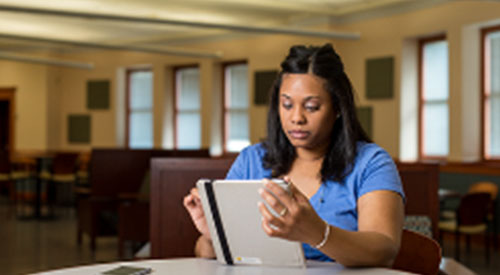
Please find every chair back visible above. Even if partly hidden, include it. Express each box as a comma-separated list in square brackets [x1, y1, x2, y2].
[0, 151, 10, 174]
[392, 229, 442, 275]
[52, 153, 79, 174]
[457, 192, 491, 226]
[468, 181, 498, 200]
[396, 162, 440, 238]
[89, 149, 210, 197]
[150, 157, 234, 258]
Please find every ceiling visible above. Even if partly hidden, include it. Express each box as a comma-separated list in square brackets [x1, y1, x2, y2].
[0, 0, 457, 58]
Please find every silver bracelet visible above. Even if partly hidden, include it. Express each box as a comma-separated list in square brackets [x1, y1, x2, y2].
[314, 222, 330, 249]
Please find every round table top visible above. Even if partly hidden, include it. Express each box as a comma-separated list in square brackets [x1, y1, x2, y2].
[31, 258, 412, 275]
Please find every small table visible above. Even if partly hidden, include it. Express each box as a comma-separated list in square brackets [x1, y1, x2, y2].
[438, 189, 461, 201]
[439, 257, 475, 275]
[30, 258, 412, 275]
[13, 155, 54, 220]
[33, 156, 54, 219]
[438, 188, 461, 220]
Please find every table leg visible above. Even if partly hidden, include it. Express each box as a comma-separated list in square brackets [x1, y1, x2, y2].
[34, 176, 41, 218]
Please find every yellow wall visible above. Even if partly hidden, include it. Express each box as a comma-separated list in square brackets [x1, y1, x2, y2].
[2, 1, 500, 160]
[333, 0, 500, 160]
[51, 35, 333, 152]
[0, 59, 49, 150]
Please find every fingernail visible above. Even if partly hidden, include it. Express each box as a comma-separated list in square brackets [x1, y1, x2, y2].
[258, 188, 264, 195]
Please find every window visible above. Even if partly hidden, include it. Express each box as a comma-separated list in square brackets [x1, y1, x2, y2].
[175, 67, 201, 149]
[127, 69, 153, 148]
[482, 26, 500, 160]
[224, 63, 250, 153]
[419, 36, 449, 159]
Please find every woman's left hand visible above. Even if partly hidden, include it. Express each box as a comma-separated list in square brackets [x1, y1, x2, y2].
[258, 177, 326, 246]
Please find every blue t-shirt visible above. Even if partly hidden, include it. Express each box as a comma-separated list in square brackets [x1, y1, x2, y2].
[225, 142, 405, 262]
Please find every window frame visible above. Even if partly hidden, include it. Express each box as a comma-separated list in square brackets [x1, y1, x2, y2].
[418, 34, 449, 161]
[173, 64, 200, 149]
[481, 25, 500, 161]
[222, 60, 249, 154]
[125, 68, 153, 148]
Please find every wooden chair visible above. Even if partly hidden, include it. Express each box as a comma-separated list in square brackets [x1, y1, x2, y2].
[150, 157, 235, 258]
[78, 149, 210, 253]
[468, 181, 498, 199]
[49, 153, 79, 213]
[0, 151, 13, 217]
[118, 170, 151, 259]
[438, 192, 491, 264]
[9, 156, 36, 218]
[75, 152, 91, 189]
[0, 151, 11, 198]
[118, 199, 149, 259]
[468, 181, 498, 250]
[396, 162, 440, 238]
[392, 229, 442, 275]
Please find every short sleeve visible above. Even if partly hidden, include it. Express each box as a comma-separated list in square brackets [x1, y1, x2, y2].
[225, 148, 248, 180]
[357, 149, 405, 201]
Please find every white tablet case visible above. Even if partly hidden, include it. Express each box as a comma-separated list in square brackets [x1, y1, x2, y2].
[197, 179, 305, 267]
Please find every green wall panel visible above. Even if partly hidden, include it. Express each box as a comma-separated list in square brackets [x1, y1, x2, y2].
[68, 114, 91, 143]
[254, 70, 278, 105]
[356, 106, 373, 139]
[87, 80, 110, 109]
[365, 57, 394, 99]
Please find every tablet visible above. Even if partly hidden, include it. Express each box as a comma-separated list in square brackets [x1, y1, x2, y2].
[197, 179, 305, 267]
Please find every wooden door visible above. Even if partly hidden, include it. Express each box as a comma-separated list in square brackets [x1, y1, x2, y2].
[0, 88, 15, 156]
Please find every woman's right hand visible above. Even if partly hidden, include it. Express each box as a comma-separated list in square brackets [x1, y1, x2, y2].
[183, 187, 210, 238]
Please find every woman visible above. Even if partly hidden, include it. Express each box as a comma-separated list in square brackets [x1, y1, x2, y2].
[184, 44, 405, 267]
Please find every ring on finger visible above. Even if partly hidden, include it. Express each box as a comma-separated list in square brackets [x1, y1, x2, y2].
[279, 207, 288, 217]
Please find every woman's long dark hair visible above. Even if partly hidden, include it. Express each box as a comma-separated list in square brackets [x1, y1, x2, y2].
[262, 44, 371, 182]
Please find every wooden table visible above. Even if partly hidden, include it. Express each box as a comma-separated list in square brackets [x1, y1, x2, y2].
[438, 188, 461, 201]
